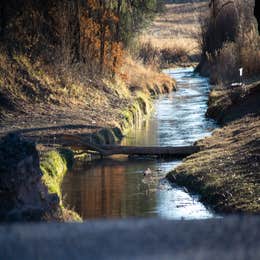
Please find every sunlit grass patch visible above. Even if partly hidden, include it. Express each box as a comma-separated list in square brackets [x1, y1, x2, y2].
[137, 1, 208, 67]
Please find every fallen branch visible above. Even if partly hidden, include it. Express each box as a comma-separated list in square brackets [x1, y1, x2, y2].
[58, 134, 199, 157]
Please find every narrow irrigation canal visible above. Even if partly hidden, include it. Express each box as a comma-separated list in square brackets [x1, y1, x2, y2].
[62, 67, 218, 220]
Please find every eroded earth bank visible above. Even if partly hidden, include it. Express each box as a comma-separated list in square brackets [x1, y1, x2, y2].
[167, 80, 260, 214]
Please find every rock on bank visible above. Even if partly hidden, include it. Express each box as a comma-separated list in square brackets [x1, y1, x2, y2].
[0, 134, 61, 221]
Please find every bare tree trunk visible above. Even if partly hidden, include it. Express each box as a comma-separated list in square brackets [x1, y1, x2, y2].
[255, 0, 260, 33]
[112, 0, 122, 73]
[0, 2, 7, 41]
[99, 0, 105, 74]
[71, 0, 81, 63]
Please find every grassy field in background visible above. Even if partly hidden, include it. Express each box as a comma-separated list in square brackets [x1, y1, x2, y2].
[139, 0, 208, 66]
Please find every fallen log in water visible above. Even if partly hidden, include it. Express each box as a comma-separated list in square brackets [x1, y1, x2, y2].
[101, 145, 199, 157]
[57, 134, 199, 158]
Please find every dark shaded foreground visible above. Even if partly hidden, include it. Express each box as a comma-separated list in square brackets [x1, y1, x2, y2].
[0, 134, 60, 221]
[0, 216, 259, 260]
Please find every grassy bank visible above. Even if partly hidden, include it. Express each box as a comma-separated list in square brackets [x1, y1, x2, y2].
[207, 80, 260, 124]
[167, 81, 260, 214]
[40, 149, 82, 221]
[167, 115, 260, 213]
[0, 53, 175, 134]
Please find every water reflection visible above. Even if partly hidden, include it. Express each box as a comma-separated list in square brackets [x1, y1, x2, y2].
[123, 67, 216, 147]
[63, 157, 158, 219]
[62, 157, 214, 219]
[62, 67, 217, 220]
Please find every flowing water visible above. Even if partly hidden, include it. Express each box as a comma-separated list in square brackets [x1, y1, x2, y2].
[62, 67, 218, 220]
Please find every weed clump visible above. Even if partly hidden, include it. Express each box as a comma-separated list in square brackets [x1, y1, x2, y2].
[197, 0, 260, 84]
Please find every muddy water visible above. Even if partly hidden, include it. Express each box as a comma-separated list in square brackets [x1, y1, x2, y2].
[62, 67, 217, 220]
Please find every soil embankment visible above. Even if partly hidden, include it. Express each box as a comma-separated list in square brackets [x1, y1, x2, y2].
[167, 82, 260, 213]
[207, 80, 260, 124]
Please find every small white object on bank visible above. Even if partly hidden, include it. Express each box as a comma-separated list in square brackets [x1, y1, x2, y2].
[239, 67, 243, 77]
[143, 168, 152, 176]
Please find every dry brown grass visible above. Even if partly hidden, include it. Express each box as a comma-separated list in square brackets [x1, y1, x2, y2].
[197, 0, 260, 83]
[209, 39, 260, 84]
[0, 49, 129, 128]
[0, 52, 121, 117]
[121, 55, 176, 95]
[0, 49, 175, 135]
[139, 1, 209, 67]
[168, 114, 260, 213]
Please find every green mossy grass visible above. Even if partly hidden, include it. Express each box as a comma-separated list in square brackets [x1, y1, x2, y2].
[40, 149, 82, 222]
[40, 149, 73, 197]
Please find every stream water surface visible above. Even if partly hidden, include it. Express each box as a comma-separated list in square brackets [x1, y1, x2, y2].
[62, 67, 218, 220]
